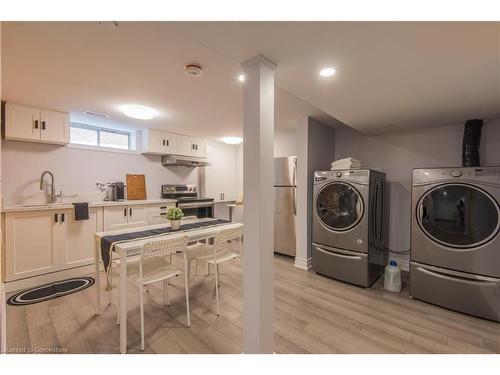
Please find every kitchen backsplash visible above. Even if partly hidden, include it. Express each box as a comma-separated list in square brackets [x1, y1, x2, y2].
[1, 140, 201, 200]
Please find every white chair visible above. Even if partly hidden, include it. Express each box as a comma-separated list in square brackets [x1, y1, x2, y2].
[122, 235, 190, 351]
[184, 226, 243, 315]
[107, 221, 149, 301]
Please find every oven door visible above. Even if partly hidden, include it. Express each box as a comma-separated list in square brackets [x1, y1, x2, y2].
[177, 202, 214, 219]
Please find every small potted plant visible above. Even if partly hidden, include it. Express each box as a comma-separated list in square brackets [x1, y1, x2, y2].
[167, 207, 184, 230]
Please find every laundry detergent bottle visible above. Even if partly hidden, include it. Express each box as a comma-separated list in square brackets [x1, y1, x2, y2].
[384, 260, 402, 293]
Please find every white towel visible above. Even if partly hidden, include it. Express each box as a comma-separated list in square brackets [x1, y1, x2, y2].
[330, 157, 361, 170]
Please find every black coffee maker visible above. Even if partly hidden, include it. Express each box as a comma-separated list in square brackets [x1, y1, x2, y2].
[110, 182, 126, 201]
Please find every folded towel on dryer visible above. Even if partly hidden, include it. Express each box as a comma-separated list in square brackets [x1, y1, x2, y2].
[330, 157, 361, 170]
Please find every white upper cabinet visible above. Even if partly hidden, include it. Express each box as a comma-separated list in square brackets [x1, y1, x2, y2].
[179, 136, 207, 158]
[40, 109, 70, 144]
[141, 129, 180, 155]
[5, 103, 70, 145]
[193, 138, 207, 158]
[203, 142, 238, 202]
[141, 128, 206, 158]
[5, 103, 40, 141]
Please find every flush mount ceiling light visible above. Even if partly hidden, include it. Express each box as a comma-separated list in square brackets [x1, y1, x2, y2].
[238, 74, 246, 82]
[185, 63, 203, 77]
[319, 67, 336, 77]
[222, 137, 243, 145]
[120, 105, 157, 120]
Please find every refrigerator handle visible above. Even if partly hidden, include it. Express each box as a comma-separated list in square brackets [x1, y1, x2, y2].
[292, 157, 297, 186]
[292, 186, 297, 215]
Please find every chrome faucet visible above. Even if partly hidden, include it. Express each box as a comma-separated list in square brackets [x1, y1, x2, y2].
[40, 170, 57, 203]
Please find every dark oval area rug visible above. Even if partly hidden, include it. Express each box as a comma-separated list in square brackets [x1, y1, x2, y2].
[7, 277, 94, 306]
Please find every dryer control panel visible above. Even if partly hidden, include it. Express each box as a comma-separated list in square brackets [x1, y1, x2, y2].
[413, 167, 500, 185]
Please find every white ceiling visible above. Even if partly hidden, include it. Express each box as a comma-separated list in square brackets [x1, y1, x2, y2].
[170, 21, 500, 134]
[2, 22, 499, 138]
[1, 21, 339, 141]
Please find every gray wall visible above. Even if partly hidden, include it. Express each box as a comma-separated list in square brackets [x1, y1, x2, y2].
[295, 117, 335, 268]
[334, 118, 500, 268]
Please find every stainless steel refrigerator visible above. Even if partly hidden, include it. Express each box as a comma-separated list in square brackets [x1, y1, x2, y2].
[274, 156, 297, 257]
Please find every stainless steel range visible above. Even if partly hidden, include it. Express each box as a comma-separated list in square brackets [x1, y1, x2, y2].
[161, 184, 215, 219]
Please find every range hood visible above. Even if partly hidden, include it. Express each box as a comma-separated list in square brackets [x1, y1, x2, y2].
[161, 155, 210, 167]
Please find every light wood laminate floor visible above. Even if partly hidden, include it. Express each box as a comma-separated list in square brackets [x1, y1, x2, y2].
[5, 255, 500, 354]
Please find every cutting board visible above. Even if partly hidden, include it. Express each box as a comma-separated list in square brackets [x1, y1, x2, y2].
[126, 174, 147, 200]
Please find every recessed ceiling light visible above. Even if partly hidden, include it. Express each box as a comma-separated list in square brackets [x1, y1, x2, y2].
[238, 74, 246, 82]
[120, 105, 157, 120]
[319, 67, 336, 77]
[222, 137, 243, 145]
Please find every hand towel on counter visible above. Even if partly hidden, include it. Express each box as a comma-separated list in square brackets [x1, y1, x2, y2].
[330, 157, 361, 170]
[73, 202, 89, 221]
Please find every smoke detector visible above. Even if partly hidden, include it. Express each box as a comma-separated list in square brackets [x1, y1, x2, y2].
[185, 63, 203, 77]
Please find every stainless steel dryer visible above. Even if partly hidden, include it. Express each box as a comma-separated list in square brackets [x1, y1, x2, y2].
[312, 169, 387, 287]
[410, 167, 500, 321]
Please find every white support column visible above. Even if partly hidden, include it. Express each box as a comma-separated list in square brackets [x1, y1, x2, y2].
[241, 55, 276, 354]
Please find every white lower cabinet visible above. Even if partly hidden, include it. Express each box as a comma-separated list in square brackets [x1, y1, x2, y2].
[4, 208, 104, 282]
[103, 206, 128, 231]
[61, 207, 103, 268]
[103, 203, 174, 231]
[3, 203, 176, 284]
[128, 206, 147, 224]
[5, 210, 60, 281]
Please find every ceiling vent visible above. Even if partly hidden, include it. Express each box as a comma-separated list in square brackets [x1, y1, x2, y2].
[83, 110, 111, 118]
[185, 63, 203, 77]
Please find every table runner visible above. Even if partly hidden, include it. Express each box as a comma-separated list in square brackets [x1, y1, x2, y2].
[100, 219, 230, 271]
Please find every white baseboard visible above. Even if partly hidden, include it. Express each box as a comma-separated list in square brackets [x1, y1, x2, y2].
[294, 256, 312, 270]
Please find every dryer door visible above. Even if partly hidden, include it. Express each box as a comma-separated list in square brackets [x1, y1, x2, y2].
[417, 183, 499, 249]
[412, 182, 500, 277]
[316, 182, 364, 232]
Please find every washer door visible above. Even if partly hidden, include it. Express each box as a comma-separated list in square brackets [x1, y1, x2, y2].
[417, 183, 500, 249]
[316, 182, 364, 232]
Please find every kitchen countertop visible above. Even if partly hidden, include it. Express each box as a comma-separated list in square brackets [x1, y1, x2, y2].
[2, 199, 177, 213]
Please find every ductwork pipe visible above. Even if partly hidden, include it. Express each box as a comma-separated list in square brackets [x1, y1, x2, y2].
[462, 119, 483, 167]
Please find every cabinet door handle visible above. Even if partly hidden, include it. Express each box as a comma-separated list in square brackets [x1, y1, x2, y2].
[54, 213, 58, 223]
[34, 120, 39, 129]
[129, 208, 132, 216]
[61, 213, 65, 222]
[124, 208, 127, 217]
[222, 193, 224, 200]
[166, 139, 169, 147]
[41, 121, 46, 130]
[163, 139, 165, 146]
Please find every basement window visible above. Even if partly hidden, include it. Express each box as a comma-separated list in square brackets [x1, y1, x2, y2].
[70, 123, 135, 151]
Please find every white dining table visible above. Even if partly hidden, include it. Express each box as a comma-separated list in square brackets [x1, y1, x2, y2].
[94, 218, 243, 354]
